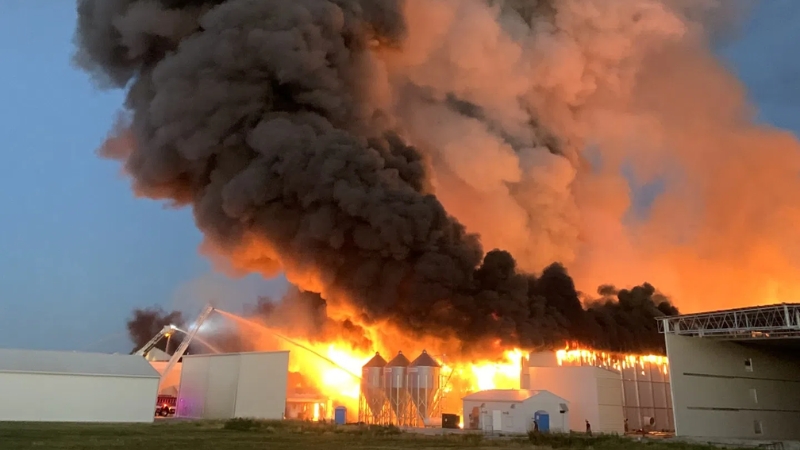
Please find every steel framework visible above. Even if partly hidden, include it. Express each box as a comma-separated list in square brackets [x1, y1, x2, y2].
[657, 303, 800, 339]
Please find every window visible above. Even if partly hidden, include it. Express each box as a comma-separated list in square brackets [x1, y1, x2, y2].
[754, 420, 763, 435]
[744, 358, 753, 372]
[749, 388, 758, 404]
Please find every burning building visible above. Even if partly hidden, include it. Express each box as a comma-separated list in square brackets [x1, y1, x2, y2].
[521, 347, 672, 434]
[76, 0, 800, 432]
[285, 371, 331, 421]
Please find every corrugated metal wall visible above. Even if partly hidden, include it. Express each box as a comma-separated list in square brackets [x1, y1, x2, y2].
[235, 351, 289, 419]
[596, 373, 626, 433]
[176, 356, 210, 418]
[177, 351, 288, 420]
[204, 354, 240, 419]
[620, 363, 673, 431]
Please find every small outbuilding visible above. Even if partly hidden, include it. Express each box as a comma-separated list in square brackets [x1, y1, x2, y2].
[462, 389, 569, 434]
[0, 348, 160, 423]
[177, 350, 289, 420]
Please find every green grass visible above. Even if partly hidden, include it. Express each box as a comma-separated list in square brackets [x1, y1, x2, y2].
[0, 420, 719, 450]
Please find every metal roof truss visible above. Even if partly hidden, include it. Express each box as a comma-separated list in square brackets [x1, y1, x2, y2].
[657, 303, 800, 339]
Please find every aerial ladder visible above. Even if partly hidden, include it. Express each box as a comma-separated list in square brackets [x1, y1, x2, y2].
[132, 305, 216, 387]
[133, 324, 178, 357]
[159, 305, 216, 387]
[133, 305, 216, 417]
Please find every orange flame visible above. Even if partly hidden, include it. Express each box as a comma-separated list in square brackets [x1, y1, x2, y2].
[228, 311, 669, 421]
[554, 343, 669, 374]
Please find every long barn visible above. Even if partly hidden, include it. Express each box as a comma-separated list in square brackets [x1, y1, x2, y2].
[0, 348, 160, 422]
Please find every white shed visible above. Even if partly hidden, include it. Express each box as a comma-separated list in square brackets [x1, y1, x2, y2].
[177, 350, 289, 420]
[462, 389, 569, 434]
[0, 348, 160, 423]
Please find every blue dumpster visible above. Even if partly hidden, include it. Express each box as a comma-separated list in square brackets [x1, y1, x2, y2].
[334, 406, 347, 425]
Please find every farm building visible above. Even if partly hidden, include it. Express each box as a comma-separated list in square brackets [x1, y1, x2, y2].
[0, 348, 159, 423]
[462, 389, 569, 434]
[521, 358, 625, 434]
[658, 303, 800, 441]
[176, 350, 289, 420]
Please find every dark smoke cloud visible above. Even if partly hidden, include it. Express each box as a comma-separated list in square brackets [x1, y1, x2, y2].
[79, 0, 677, 356]
[126, 306, 185, 352]
[583, 283, 680, 354]
[247, 287, 374, 351]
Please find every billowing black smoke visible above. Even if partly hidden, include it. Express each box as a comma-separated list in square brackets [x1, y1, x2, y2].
[126, 306, 184, 352]
[78, 0, 678, 356]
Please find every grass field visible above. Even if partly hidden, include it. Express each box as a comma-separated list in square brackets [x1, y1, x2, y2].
[0, 419, 719, 450]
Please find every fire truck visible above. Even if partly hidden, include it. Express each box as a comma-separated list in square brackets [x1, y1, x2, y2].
[156, 395, 177, 417]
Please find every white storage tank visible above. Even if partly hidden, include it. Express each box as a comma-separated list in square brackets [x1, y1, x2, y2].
[408, 350, 441, 425]
[384, 351, 411, 425]
[359, 352, 387, 423]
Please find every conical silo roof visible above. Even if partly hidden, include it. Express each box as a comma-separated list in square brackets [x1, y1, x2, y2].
[409, 350, 441, 368]
[363, 352, 387, 368]
[386, 351, 410, 367]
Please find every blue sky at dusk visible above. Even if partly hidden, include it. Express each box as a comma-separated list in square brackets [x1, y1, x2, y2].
[0, 1, 797, 353]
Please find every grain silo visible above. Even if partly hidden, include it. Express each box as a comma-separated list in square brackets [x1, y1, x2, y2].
[408, 350, 442, 426]
[384, 351, 413, 426]
[358, 352, 388, 424]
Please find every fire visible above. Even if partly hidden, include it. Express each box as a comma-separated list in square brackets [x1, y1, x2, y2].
[223, 311, 670, 424]
[555, 344, 669, 374]
[283, 341, 374, 417]
[450, 349, 522, 391]
[284, 340, 524, 419]
[246, 317, 525, 419]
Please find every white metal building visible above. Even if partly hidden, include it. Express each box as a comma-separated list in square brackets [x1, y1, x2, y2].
[462, 389, 569, 434]
[177, 350, 289, 420]
[149, 360, 182, 396]
[0, 348, 160, 423]
[658, 304, 800, 441]
[522, 355, 625, 434]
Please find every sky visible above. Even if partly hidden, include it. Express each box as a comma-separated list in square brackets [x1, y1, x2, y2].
[0, 1, 797, 353]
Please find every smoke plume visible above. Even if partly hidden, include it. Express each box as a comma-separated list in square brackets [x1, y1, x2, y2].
[76, 0, 798, 353]
[126, 306, 184, 352]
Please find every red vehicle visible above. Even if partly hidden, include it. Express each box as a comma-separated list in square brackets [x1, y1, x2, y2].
[155, 395, 177, 417]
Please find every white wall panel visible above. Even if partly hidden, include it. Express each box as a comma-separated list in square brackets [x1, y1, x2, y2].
[667, 334, 800, 441]
[596, 375, 625, 434]
[176, 356, 210, 418]
[235, 351, 288, 420]
[177, 351, 289, 420]
[204, 355, 240, 419]
[0, 372, 157, 423]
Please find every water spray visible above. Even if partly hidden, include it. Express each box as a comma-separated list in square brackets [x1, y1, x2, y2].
[214, 309, 362, 380]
